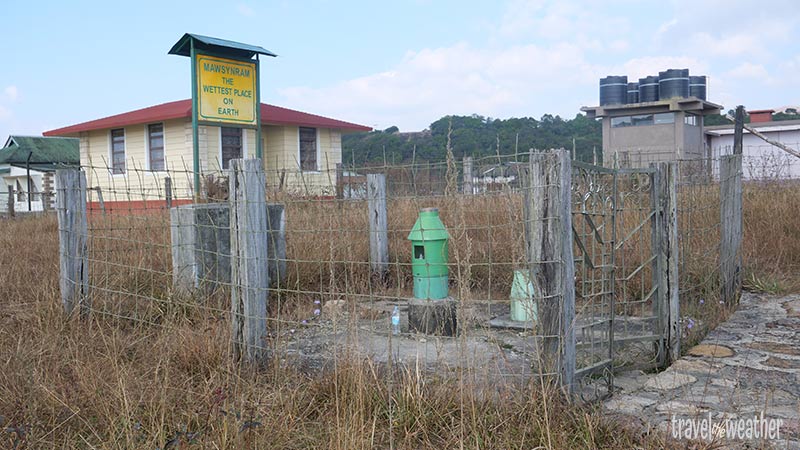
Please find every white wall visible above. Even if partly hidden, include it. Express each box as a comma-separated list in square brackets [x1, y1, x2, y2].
[1, 166, 46, 212]
[709, 128, 800, 180]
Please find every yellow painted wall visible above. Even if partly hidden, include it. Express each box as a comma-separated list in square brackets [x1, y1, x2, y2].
[262, 125, 342, 195]
[78, 119, 193, 202]
[72, 119, 343, 201]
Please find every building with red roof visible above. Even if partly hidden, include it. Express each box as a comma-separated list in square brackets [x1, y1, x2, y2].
[44, 99, 370, 205]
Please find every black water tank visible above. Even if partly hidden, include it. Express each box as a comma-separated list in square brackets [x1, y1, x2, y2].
[659, 68, 689, 100]
[599, 76, 628, 105]
[638, 76, 660, 102]
[626, 82, 639, 104]
[689, 75, 707, 100]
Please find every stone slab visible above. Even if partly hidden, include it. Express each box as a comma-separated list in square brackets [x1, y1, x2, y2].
[644, 371, 697, 390]
[605, 395, 657, 415]
[606, 293, 800, 446]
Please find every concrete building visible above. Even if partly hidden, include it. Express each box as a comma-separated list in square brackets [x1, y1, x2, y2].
[582, 97, 721, 168]
[44, 100, 370, 206]
[0, 135, 79, 212]
[705, 111, 800, 180]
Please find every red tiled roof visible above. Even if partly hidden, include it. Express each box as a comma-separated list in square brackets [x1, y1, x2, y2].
[44, 99, 371, 136]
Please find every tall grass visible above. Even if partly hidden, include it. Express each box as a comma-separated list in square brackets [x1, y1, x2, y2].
[0, 216, 665, 448]
[1, 176, 798, 447]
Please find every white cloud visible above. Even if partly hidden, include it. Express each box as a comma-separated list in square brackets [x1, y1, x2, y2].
[498, 0, 547, 37]
[497, 0, 629, 52]
[653, 1, 799, 60]
[608, 39, 629, 53]
[606, 56, 710, 81]
[4, 86, 18, 102]
[236, 4, 255, 17]
[656, 18, 677, 36]
[726, 63, 769, 80]
[689, 32, 762, 58]
[275, 0, 797, 131]
[278, 42, 597, 131]
[0, 105, 11, 121]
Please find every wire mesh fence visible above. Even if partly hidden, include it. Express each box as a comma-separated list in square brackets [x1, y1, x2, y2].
[59, 155, 566, 389]
[710, 142, 800, 180]
[50, 147, 759, 399]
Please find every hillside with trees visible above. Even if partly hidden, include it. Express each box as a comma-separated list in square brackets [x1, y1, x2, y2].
[343, 108, 800, 166]
[342, 113, 602, 166]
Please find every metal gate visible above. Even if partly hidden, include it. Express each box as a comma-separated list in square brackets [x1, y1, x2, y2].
[571, 161, 665, 397]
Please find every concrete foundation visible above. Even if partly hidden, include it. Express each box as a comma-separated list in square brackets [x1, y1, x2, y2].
[170, 203, 231, 293]
[408, 297, 458, 336]
[265, 203, 287, 288]
[170, 202, 286, 294]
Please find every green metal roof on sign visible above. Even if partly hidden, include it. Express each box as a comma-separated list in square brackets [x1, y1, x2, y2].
[168, 33, 277, 59]
[0, 136, 79, 169]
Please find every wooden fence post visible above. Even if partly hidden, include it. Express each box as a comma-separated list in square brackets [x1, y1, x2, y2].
[367, 174, 389, 279]
[733, 105, 744, 156]
[525, 149, 575, 391]
[7, 186, 14, 217]
[335, 163, 344, 200]
[652, 162, 680, 366]
[266, 203, 287, 288]
[56, 169, 89, 317]
[42, 172, 52, 212]
[650, 165, 663, 365]
[94, 187, 106, 215]
[229, 159, 269, 364]
[164, 177, 173, 209]
[463, 156, 473, 195]
[720, 154, 743, 306]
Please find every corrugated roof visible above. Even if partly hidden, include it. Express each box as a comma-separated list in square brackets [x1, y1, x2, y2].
[704, 118, 800, 136]
[44, 100, 372, 136]
[0, 136, 79, 167]
[169, 33, 277, 59]
[705, 123, 800, 136]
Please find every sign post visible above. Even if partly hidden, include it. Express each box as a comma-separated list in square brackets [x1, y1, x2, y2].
[169, 34, 276, 200]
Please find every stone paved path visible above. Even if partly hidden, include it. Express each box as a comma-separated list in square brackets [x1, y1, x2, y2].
[606, 293, 800, 449]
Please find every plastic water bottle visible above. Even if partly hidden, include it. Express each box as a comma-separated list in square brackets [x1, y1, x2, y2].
[391, 306, 401, 335]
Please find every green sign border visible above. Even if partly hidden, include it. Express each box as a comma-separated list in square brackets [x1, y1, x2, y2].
[196, 55, 258, 125]
[189, 43, 263, 199]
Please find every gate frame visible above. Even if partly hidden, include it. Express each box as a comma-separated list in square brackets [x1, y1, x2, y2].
[569, 160, 679, 393]
[569, 160, 617, 393]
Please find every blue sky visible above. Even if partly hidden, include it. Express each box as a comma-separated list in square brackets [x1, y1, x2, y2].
[1, 0, 798, 140]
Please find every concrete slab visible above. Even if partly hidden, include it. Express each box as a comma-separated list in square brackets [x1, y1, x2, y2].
[487, 313, 535, 330]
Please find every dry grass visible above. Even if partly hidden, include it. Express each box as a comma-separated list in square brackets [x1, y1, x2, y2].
[678, 180, 800, 345]
[0, 216, 668, 449]
[741, 181, 800, 292]
[1, 176, 798, 448]
[279, 191, 526, 298]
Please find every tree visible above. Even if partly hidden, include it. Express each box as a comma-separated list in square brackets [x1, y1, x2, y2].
[342, 112, 602, 166]
[703, 114, 732, 126]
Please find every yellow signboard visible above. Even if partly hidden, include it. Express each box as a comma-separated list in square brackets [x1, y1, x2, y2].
[196, 54, 257, 126]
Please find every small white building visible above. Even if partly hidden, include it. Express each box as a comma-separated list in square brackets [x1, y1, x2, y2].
[705, 111, 800, 180]
[0, 136, 79, 213]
